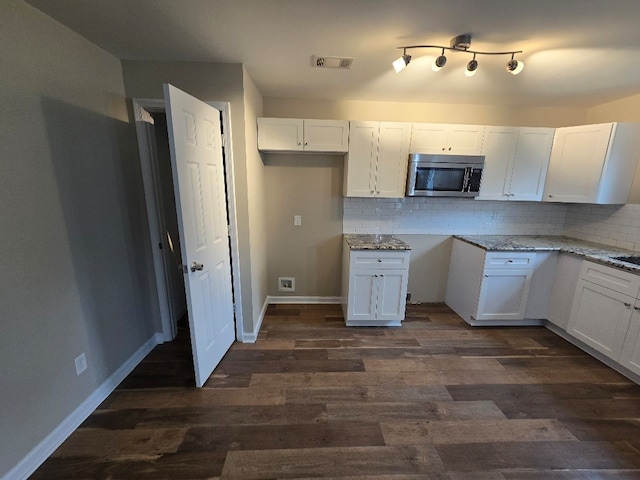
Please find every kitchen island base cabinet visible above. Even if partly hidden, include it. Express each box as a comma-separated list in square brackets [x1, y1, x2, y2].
[445, 239, 553, 326]
[342, 243, 410, 327]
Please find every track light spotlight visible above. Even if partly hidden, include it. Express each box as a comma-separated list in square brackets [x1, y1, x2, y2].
[392, 49, 412, 73]
[506, 54, 525, 75]
[432, 48, 447, 72]
[465, 55, 478, 77]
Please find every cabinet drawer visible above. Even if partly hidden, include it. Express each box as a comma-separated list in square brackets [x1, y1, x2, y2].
[350, 251, 410, 270]
[579, 261, 640, 298]
[484, 251, 536, 269]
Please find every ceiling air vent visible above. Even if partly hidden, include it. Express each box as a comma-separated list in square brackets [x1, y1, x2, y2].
[311, 55, 354, 69]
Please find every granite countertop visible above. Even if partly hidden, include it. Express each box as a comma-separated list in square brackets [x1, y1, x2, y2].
[344, 234, 411, 251]
[456, 235, 640, 273]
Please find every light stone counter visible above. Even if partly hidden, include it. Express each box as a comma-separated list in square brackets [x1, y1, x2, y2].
[344, 234, 411, 251]
[456, 235, 640, 273]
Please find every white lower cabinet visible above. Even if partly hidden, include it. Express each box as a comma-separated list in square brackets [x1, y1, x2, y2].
[342, 245, 410, 326]
[620, 304, 640, 376]
[567, 261, 640, 362]
[445, 239, 550, 326]
[567, 280, 634, 361]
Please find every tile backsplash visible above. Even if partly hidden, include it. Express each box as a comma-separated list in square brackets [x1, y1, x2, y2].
[563, 203, 640, 251]
[343, 197, 568, 235]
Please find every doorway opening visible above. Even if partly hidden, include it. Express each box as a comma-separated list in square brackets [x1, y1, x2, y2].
[132, 98, 244, 344]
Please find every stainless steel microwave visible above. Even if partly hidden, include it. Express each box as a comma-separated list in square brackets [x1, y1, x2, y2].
[406, 154, 484, 197]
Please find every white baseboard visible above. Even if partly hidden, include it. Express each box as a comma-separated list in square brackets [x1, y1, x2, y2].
[3, 334, 160, 480]
[268, 296, 342, 304]
[241, 296, 269, 343]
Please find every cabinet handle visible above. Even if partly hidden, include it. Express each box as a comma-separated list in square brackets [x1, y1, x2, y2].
[484, 274, 489, 277]
[377, 259, 382, 262]
[634, 307, 640, 311]
[506, 260, 513, 263]
[624, 302, 631, 307]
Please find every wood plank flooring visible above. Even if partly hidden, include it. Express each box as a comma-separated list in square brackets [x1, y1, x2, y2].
[32, 303, 640, 479]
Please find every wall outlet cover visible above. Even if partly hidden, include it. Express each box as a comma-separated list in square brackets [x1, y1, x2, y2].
[75, 353, 87, 375]
[278, 277, 295, 292]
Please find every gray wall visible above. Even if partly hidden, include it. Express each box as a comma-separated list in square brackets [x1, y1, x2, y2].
[0, 1, 156, 475]
[120, 60, 267, 335]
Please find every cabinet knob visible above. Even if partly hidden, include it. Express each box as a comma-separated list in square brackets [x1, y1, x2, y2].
[548, 195, 553, 198]
[442, 147, 445, 151]
[377, 259, 382, 262]
[634, 307, 640, 311]
[448, 147, 452, 151]
[298, 142, 302, 146]
[624, 302, 631, 307]
[304, 142, 308, 146]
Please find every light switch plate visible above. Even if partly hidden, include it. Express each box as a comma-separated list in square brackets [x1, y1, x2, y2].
[294, 215, 302, 226]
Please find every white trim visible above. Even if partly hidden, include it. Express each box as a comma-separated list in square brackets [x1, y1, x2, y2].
[132, 98, 244, 343]
[268, 296, 342, 304]
[242, 296, 270, 343]
[3, 335, 160, 480]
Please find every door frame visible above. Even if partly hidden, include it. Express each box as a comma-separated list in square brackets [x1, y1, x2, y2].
[132, 98, 244, 343]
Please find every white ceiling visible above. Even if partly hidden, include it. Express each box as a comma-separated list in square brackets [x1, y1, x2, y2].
[26, 0, 640, 107]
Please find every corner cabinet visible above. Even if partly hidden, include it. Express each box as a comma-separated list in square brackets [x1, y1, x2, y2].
[543, 122, 640, 204]
[410, 123, 485, 155]
[344, 121, 411, 198]
[478, 126, 554, 201]
[257, 118, 349, 153]
[342, 244, 410, 326]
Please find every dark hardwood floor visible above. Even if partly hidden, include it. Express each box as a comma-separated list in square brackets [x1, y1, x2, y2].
[32, 304, 640, 479]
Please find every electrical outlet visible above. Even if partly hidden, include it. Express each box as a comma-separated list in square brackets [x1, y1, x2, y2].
[75, 353, 87, 376]
[278, 276, 295, 292]
[294, 215, 302, 226]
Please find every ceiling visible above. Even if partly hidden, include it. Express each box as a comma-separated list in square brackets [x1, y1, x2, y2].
[26, 0, 640, 108]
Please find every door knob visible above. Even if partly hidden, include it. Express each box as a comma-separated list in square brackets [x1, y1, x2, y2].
[190, 262, 204, 272]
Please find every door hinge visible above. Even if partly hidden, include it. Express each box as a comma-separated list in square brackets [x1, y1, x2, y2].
[221, 134, 226, 147]
[158, 242, 163, 250]
[181, 265, 188, 274]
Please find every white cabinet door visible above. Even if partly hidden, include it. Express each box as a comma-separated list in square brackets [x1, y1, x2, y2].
[376, 122, 411, 198]
[543, 123, 613, 203]
[345, 121, 378, 197]
[475, 268, 533, 321]
[257, 117, 303, 151]
[345, 121, 410, 198]
[567, 279, 633, 361]
[377, 270, 409, 322]
[410, 123, 484, 155]
[349, 272, 378, 321]
[477, 126, 519, 200]
[620, 303, 640, 375]
[509, 127, 555, 201]
[303, 119, 349, 152]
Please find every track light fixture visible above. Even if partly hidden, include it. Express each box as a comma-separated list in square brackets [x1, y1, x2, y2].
[393, 34, 524, 77]
[392, 48, 412, 73]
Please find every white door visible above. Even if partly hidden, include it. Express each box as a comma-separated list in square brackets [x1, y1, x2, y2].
[475, 269, 533, 321]
[164, 84, 235, 387]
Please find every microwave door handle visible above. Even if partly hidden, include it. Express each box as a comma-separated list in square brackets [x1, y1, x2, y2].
[462, 168, 471, 192]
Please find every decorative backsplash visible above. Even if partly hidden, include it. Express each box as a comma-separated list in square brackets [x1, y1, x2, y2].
[563, 204, 640, 251]
[343, 197, 568, 235]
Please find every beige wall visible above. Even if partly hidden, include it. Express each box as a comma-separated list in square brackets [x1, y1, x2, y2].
[264, 97, 587, 127]
[264, 155, 344, 297]
[242, 68, 269, 323]
[1, 1, 156, 475]
[120, 60, 263, 335]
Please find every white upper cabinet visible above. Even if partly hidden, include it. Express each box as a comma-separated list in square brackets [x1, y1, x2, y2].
[543, 122, 640, 204]
[344, 121, 411, 198]
[257, 118, 349, 153]
[410, 123, 485, 155]
[478, 126, 554, 201]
